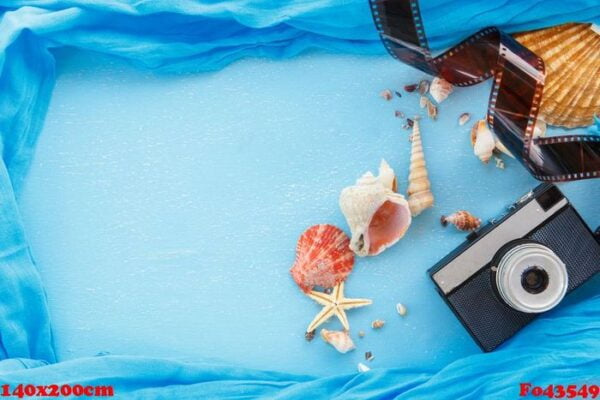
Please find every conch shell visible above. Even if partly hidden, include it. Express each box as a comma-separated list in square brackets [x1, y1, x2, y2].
[471, 120, 496, 163]
[407, 118, 434, 216]
[430, 77, 453, 103]
[339, 160, 411, 256]
[471, 119, 548, 162]
[441, 211, 481, 231]
[320, 329, 355, 353]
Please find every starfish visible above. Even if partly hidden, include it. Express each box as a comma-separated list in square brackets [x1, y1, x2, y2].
[306, 281, 372, 333]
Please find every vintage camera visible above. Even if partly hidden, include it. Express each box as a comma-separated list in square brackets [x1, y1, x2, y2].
[429, 184, 600, 352]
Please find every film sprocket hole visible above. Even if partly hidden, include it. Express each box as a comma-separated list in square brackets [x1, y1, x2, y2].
[429, 184, 600, 352]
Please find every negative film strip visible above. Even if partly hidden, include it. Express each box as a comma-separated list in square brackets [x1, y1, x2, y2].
[370, 0, 600, 182]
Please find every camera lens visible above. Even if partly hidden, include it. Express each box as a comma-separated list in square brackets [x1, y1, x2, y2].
[494, 242, 568, 313]
[521, 266, 549, 294]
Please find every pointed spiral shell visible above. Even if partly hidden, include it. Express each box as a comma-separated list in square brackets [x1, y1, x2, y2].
[407, 118, 434, 216]
[440, 211, 481, 231]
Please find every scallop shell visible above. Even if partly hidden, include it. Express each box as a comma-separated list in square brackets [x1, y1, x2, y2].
[340, 160, 411, 257]
[290, 224, 354, 293]
[320, 329, 355, 353]
[407, 118, 434, 216]
[441, 211, 481, 231]
[514, 23, 600, 128]
[430, 77, 453, 103]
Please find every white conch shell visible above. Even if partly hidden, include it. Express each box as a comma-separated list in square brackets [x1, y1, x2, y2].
[471, 120, 496, 163]
[339, 160, 411, 257]
[320, 329, 355, 353]
[494, 119, 544, 159]
[407, 118, 434, 216]
[430, 77, 453, 103]
[494, 138, 515, 159]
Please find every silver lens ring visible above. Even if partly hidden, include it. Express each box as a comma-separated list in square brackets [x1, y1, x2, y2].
[495, 242, 568, 313]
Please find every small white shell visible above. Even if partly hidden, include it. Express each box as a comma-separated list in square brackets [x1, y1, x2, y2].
[494, 156, 505, 169]
[419, 96, 428, 108]
[377, 159, 397, 192]
[533, 119, 547, 138]
[339, 161, 411, 256]
[380, 89, 393, 101]
[471, 120, 495, 163]
[357, 362, 371, 372]
[396, 303, 407, 316]
[320, 329, 356, 353]
[430, 77, 453, 103]
[458, 113, 471, 126]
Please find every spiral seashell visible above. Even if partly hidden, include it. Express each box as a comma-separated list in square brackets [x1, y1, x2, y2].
[290, 224, 354, 293]
[320, 329, 356, 353]
[430, 77, 453, 104]
[471, 120, 495, 163]
[371, 319, 385, 329]
[340, 160, 411, 256]
[440, 211, 481, 231]
[407, 118, 434, 216]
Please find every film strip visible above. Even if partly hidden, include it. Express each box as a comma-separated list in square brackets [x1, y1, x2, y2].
[370, 0, 600, 182]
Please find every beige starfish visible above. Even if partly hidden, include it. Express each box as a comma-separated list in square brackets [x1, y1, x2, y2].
[306, 281, 372, 333]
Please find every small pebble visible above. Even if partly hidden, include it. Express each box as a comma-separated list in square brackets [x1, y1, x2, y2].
[495, 156, 505, 169]
[407, 118, 414, 128]
[394, 110, 405, 118]
[394, 90, 402, 98]
[371, 320, 385, 329]
[380, 89, 393, 101]
[358, 330, 366, 338]
[324, 287, 333, 294]
[365, 351, 375, 362]
[396, 303, 407, 316]
[305, 330, 316, 342]
[404, 83, 418, 93]
[357, 362, 371, 373]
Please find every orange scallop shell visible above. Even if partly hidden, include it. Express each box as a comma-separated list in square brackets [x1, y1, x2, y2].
[290, 224, 354, 293]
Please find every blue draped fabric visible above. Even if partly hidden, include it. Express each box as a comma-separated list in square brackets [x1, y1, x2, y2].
[0, 0, 598, 398]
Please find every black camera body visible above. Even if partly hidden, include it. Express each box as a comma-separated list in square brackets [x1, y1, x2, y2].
[429, 184, 600, 352]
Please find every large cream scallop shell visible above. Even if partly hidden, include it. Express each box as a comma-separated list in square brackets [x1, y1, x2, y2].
[339, 160, 411, 257]
[514, 23, 600, 128]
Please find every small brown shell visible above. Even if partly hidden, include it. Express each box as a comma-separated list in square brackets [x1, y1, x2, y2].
[441, 211, 481, 231]
[404, 83, 418, 93]
[371, 319, 385, 329]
